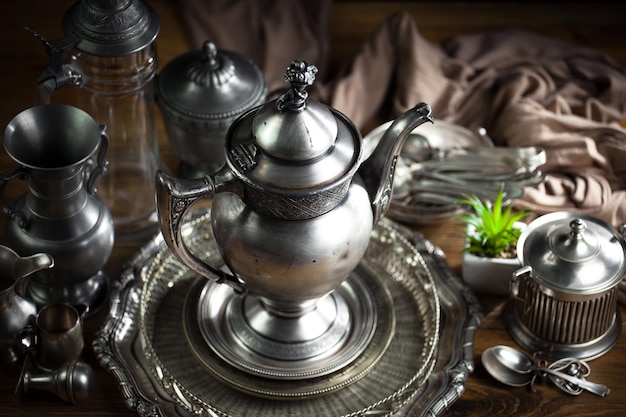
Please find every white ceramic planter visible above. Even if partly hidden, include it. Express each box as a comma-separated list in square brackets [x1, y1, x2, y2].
[461, 222, 525, 296]
[462, 252, 521, 296]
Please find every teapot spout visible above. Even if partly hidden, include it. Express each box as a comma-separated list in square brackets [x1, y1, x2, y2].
[358, 102, 433, 224]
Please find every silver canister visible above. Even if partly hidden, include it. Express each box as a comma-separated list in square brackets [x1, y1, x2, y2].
[156, 41, 267, 178]
[505, 212, 625, 360]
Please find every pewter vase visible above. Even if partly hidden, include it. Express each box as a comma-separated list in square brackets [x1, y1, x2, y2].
[0, 104, 114, 314]
[0, 246, 53, 366]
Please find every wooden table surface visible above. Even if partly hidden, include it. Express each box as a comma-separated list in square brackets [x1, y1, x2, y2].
[0, 1, 624, 416]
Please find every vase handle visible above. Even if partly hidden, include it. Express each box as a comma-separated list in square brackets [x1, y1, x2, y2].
[0, 167, 29, 229]
[85, 126, 110, 195]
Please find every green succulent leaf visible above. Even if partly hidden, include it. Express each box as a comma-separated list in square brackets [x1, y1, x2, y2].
[456, 186, 530, 258]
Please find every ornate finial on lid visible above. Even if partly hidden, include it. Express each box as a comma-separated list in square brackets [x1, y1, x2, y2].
[570, 218, 586, 236]
[550, 218, 601, 263]
[276, 61, 318, 112]
[204, 41, 219, 69]
[186, 41, 236, 88]
[252, 60, 336, 162]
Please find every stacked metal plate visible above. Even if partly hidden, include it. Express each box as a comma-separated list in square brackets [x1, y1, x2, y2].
[363, 120, 546, 224]
[94, 209, 484, 416]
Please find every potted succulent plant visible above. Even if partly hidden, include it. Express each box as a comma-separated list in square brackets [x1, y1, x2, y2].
[457, 187, 530, 296]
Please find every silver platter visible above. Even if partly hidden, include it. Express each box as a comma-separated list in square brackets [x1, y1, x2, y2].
[95, 209, 483, 416]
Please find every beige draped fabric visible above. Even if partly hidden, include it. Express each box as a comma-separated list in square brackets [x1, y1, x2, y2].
[179, 1, 626, 228]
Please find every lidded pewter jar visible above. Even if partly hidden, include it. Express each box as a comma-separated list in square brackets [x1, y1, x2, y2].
[156, 41, 267, 178]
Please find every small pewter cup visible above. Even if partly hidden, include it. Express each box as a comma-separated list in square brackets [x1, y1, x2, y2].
[33, 303, 87, 370]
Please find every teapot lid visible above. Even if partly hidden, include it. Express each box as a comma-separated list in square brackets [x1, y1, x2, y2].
[517, 212, 626, 294]
[157, 41, 267, 119]
[252, 62, 336, 161]
[225, 61, 361, 193]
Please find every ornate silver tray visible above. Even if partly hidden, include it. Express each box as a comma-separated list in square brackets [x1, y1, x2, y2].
[94, 210, 483, 416]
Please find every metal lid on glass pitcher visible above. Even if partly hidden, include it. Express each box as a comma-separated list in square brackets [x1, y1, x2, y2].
[157, 41, 267, 120]
[517, 212, 626, 295]
[62, 0, 159, 57]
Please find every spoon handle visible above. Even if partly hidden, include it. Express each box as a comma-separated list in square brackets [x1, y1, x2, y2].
[539, 368, 610, 397]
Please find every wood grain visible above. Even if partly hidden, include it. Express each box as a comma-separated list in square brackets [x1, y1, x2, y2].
[0, 1, 624, 416]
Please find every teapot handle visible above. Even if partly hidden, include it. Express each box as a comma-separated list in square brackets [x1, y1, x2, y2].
[155, 169, 246, 294]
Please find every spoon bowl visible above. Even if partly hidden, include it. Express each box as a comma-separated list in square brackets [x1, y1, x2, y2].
[482, 345, 610, 397]
[482, 346, 535, 387]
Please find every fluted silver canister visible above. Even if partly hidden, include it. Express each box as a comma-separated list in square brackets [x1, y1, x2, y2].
[156, 41, 267, 178]
[505, 212, 625, 360]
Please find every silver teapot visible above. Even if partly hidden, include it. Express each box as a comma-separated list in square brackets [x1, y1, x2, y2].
[156, 61, 432, 370]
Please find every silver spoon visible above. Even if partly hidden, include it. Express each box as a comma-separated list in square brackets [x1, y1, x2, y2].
[482, 345, 610, 397]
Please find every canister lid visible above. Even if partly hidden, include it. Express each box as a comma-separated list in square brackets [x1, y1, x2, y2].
[517, 212, 626, 294]
[62, 0, 159, 57]
[157, 41, 267, 120]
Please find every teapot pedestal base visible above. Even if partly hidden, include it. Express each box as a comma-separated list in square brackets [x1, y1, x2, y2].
[186, 266, 394, 386]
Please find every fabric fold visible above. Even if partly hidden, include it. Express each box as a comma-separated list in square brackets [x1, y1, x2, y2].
[178, 1, 626, 226]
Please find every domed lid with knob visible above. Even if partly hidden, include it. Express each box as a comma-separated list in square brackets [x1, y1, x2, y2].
[157, 41, 267, 120]
[517, 212, 626, 295]
[224, 60, 361, 194]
